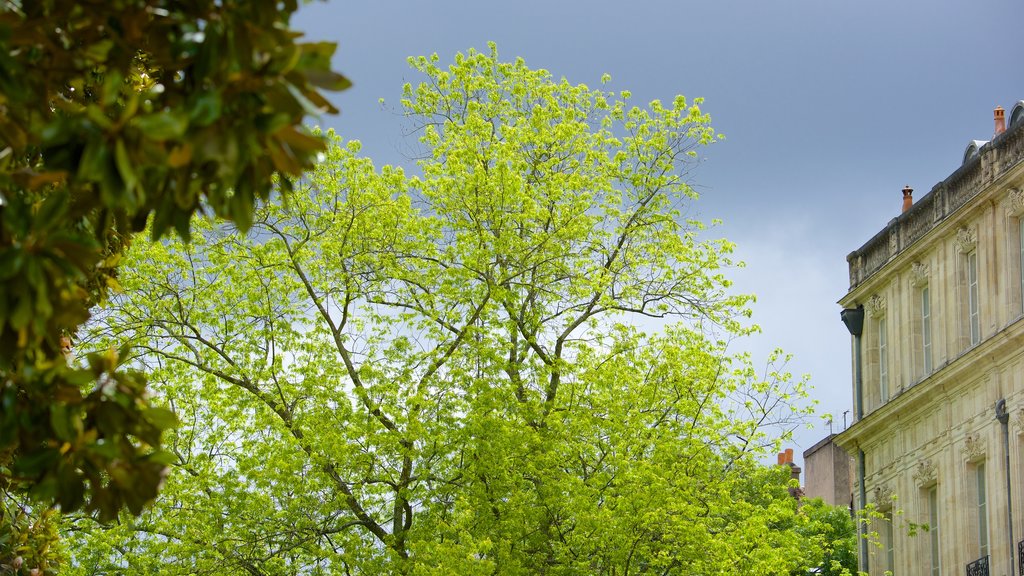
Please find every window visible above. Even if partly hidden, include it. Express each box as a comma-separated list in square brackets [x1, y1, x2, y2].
[883, 513, 895, 574]
[929, 486, 940, 576]
[921, 286, 932, 374]
[977, 463, 989, 558]
[879, 317, 889, 402]
[967, 250, 980, 345]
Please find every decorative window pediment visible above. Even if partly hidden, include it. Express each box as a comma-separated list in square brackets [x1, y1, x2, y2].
[910, 261, 930, 287]
[873, 484, 895, 509]
[913, 458, 937, 488]
[964, 432, 986, 462]
[865, 294, 887, 318]
[955, 226, 978, 254]
[1007, 188, 1024, 217]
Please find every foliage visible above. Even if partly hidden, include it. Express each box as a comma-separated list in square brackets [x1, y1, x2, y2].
[0, 0, 348, 546]
[66, 46, 814, 574]
[0, 492, 62, 575]
[796, 498, 858, 576]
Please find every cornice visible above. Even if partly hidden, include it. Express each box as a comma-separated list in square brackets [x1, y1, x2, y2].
[842, 154, 1024, 303]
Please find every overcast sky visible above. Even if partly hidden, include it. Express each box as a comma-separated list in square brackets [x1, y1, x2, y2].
[292, 1, 1024, 461]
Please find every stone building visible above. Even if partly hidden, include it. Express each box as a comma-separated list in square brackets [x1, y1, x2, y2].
[802, 434, 853, 509]
[834, 101, 1024, 576]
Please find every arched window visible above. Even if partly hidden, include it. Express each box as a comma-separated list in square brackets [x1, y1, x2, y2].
[963, 140, 987, 165]
[1010, 100, 1024, 127]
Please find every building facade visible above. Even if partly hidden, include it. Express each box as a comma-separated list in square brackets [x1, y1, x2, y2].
[834, 102, 1024, 576]
[803, 434, 853, 509]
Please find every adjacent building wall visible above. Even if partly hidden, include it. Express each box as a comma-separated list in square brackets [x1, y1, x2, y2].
[803, 434, 853, 508]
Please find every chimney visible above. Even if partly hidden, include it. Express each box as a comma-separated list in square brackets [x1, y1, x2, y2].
[789, 461, 801, 484]
[777, 447, 803, 499]
[995, 106, 1006, 136]
[902, 185, 913, 213]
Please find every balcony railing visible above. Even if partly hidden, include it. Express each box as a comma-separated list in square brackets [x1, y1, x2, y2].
[1018, 539, 1024, 576]
[966, 555, 989, 576]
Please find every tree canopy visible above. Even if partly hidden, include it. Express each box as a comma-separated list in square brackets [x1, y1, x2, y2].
[0, 0, 346, 516]
[0, 1, 346, 571]
[64, 46, 818, 574]
[796, 498, 858, 576]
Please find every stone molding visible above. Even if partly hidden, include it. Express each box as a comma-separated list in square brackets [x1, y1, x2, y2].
[910, 261, 930, 288]
[913, 458, 937, 488]
[955, 226, 978, 254]
[873, 484, 895, 509]
[1008, 188, 1024, 217]
[964, 433, 986, 462]
[865, 294, 887, 319]
[1015, 408, 1024, 435]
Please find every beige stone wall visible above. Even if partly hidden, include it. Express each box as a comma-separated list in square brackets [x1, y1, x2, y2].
[836, 125, 1024, 576]
[803, 436, 854, 508]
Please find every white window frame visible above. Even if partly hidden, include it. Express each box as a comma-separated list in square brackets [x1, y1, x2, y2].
[1019, 217, 1024, 314]
[967, 250, 980, 345]
[879, 317, 889, 402]
[884, 512, 895, 574]
[921, 286, 932, 374]
[978, 463, 988, 558]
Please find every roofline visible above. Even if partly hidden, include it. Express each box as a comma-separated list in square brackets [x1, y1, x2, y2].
[844, 116, 1024, 293]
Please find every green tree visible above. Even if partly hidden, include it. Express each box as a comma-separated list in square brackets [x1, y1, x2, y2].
[0, 1, 346, 571]
[67, 45, 816, 574]
[796, 498, 859, 576]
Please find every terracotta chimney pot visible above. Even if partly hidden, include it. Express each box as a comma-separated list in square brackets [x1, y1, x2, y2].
[902, 185, 913, 213]
[995, 106, 1006, 136]
[784, 448, 794, 463]
[777, 452, 785, 465]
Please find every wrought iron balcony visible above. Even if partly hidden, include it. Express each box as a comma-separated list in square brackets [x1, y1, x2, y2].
[1018, 539, 1024, 576]
[966, 555, 989, 576]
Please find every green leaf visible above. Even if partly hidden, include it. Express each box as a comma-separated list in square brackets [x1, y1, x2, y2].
[144, 407, 178, 431]
[9, 293, 32, 330]
[114, 138, 137, 199]
[0, 249, 25, 280]
[49, 403, 76, 441]
[34, 190, 69, 229]
[188, 91, 222, 127]
[303, 69, 352, 92]
[13, 447, 59, 477]
[133, 111, 189, 141]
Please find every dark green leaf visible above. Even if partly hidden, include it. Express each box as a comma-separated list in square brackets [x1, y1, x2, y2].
[133, 111, 189, 141]
[189, 91, 222, 127]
